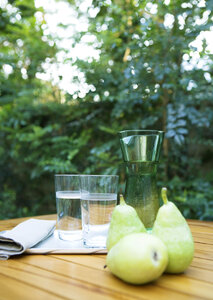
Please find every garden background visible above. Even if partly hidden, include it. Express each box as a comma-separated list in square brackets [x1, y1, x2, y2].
[0, 0, 213, 220]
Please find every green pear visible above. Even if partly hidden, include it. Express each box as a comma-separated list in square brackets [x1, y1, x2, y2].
[152, 187, 194, 274]
[106, 195, 146, 251]
[106, 233, 168, 285]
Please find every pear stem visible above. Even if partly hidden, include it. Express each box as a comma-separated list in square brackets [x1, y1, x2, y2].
[161, 187, 169, 204]
[120, 194, 125, 205]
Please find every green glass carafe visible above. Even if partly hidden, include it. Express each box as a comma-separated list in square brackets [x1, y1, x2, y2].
[119, 130, 164, 229]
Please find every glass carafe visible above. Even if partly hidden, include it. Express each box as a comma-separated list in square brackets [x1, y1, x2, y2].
[119, 130, 164, 229]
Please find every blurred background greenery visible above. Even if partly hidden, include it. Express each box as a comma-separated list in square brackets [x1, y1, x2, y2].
[0, 0, 213, 220]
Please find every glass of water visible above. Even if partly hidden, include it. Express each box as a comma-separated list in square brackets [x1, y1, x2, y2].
[55, 174, 82, 241]
[80, 175, 119, 248]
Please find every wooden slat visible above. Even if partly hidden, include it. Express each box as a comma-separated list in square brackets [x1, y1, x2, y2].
[194, 250, 213, 260]
[0, 260, 126, 300]
[0, 257, 188, 300]
[52, 254, 107, 270]
[157, 274, 213, 300]
[191, 257, 213, 271]
[0, 273, 61, 300]
[193, 233, 213, 242]
[188, 225, 213, 234]
[194, 242, 213, 253]
[8, 254, 209, 300]
[193, 237, 213, 245]
[183, 266, 213, 284]
[188, 220, 213, 227]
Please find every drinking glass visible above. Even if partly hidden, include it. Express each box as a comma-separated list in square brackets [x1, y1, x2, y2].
[80, 175, 119, 248]
[55, 174, 81, 241]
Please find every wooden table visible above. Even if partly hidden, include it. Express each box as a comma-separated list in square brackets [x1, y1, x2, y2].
[0, 216, 212, 300]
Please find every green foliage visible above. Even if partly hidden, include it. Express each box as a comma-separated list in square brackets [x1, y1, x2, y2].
[0, 0, 58, 218]
[68, 0, 213, 220]
[0, 0, 213, 220]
